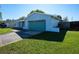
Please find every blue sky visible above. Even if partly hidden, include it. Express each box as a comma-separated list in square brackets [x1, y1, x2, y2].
[1, 4, 79, 21]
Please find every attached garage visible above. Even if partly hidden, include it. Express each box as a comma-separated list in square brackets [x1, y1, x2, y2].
[28, 20, 46, 31]
[15, 20, 25, 29]
[19, 21, 24, 28]
[23, 12, 60, 32]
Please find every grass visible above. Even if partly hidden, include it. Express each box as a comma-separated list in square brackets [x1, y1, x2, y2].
[0, 30, 79, 53]
[0, 28, 12, 34]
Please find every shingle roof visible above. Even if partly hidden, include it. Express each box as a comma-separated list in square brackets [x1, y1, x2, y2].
[27, 12, 61, 21]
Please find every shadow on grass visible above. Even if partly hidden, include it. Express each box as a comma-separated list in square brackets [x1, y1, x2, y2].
[15, 28, 67, 42]
[27, 30, 67, 42]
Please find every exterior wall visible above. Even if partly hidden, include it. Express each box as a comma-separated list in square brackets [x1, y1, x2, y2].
[23, 20, 28, 29]
[46, 17, 59, 32]
[23, 13, 59, 32]
[15, 21, 25, 29]
[14, 21, 19, 28]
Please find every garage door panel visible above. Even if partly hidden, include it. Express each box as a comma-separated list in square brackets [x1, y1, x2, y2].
[28, 21, 45, 31]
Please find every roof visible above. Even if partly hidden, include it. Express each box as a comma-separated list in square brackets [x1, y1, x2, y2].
[27, 12, 61, 21]
[19, 20, 24, 22]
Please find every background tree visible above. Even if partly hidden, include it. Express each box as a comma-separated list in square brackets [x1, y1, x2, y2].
[18, 16, 25, 20]
[0, 12, 2, 20]
[0, 20, 4, 24]
[52, 15, 62, 21]
[63, 16, 68, 22]
[5, 19, 12, 23]
[29, 9, 45, 14]
[56, 15, 62, 20]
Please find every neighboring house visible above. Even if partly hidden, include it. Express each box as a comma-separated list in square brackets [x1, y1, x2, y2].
[23, 12, 60, 32]
[5, 19, 25, 29]
[70, 21, 79, 30]
[5, 20, 17, 28]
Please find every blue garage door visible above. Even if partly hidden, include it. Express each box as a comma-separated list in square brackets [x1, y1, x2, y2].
[28, 20, 45, 31]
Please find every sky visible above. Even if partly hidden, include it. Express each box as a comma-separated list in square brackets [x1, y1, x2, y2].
[0, 4, 79, 21]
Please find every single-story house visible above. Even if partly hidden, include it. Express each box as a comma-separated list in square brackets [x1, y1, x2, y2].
[23, 12, 60, 32]
[5, 20, 25, 29]
[5, 20, 17, 28]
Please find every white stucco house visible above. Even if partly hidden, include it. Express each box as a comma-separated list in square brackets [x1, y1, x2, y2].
[23, 12, 60, 32]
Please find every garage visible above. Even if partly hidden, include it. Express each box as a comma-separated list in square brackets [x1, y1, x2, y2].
[19, 21, 24, 28]
[28, 20, 46, 31]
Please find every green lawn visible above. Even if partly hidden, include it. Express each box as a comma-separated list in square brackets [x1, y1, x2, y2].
[0, 28, 12, 34]
[0, 31, 79, 54]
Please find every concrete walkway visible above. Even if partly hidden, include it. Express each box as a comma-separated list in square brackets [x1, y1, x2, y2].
[0, 32, 22, 46]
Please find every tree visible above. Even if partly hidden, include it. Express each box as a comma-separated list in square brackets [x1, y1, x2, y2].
[63, 17, 68, 22]
[29, 9, 45, 14]
[18, 16, 25, 20]
[56, 15, 62, 20]
[5, 19, 12, 23]
[0, 12, 2, 20]
[52, 15, 62, 21]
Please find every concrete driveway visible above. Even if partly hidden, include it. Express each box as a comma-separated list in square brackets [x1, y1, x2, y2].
[16, 30, 42, 38]
[0, 29, 42, 46]
[0, 32, 22, 47]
